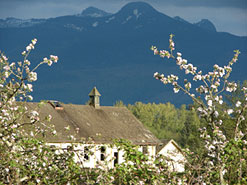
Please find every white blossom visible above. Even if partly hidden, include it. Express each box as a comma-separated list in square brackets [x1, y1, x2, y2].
[214, 111, 219, 118]
[236, 101, 241, 107]
[27, 95, 33, 101]
[26, 45, 32, 51]
[227, 109, 234, 115]
[4, 71, 10, 78]
[173, 87, 179, 93]
[31, 111, 39, 117]
[47, 60, 53, 66]
[207, 100, 213, 107]
[52, 130, 57, 135]
[28, 72, 37, 82]
[24, 60, 31, 66]
[47, 114, 52, 122]
[31, 38, 37, 45]
[50, 55, 58, 63]
[24, 83, 33, 92]
[3, 65, 10, 71]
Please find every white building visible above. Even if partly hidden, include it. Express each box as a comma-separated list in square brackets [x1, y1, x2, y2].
[26, 87, 160, 168]
[156, 139, 186, 172]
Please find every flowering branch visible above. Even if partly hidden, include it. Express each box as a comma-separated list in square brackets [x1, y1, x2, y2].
[151, 35, 247, 184]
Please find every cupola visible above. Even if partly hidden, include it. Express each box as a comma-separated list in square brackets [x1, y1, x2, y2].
[88, 87, 101, 108]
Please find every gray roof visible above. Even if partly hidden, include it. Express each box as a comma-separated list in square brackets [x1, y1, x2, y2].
[25, 102, 160, 145]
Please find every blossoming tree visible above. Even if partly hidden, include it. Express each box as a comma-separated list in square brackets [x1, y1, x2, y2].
[151, 34, 247, 184]
[0, 39, 83, 184]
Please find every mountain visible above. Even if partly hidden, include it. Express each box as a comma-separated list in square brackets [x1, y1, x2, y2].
[174, 17, 217, 32]
[194, 19, 217, 32]
[0, 2, 246, 106]
[0, 17, 46, 28]
[78, 6, 112, 17]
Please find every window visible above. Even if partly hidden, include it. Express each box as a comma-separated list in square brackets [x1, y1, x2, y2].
[84, 146, 89, 161]
[143, 146, 148, 154]
[100, 146, 106, 161]
[113, 152, 118, 167]
[50, 145, 56, 152]
[53, 101, 62, 108]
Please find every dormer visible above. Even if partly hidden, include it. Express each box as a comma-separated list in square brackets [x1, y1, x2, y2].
[48, 100, 64, 110]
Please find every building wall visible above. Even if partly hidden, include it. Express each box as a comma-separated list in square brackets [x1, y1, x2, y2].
[158, 142, 185, 172]
[140, 145, 156, 156]
[48, 143, 126, 168]
[48, 142, 185, 172]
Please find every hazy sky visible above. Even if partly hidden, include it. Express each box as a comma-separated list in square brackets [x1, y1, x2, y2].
[0, 0, 246, 36]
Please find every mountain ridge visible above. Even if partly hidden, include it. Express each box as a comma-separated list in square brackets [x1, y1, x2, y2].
[0, 2, 246, 106]
[0, 3, 221, 34]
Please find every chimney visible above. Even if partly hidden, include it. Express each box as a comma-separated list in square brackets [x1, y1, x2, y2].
[88, 87, 101, 108]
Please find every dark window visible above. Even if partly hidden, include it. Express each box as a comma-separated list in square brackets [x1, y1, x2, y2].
[50, 145, 56, 152]
[114, 152, 118, 167]
[143, 146, 148, 154]
[84, 147, 89, 161]
[54, 101, 62, 107]
[100, 146, 106, 161]
[48, 100, 63, 109]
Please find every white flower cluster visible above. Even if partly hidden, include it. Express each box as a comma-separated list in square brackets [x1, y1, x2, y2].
[159, 50, 171, 58]
[23, 83, 33, 92]
[151, 46, 171, 59]
[169, 34, 175, 51]
[28, 71, 37, 82]
[153, 72, 179, 93]
[226, 82, 237, 92]
[151, 46, 159, 55]
[151, 34, 175, 58]
[23, 38, 37, 54]
[30, 110, 39, 123]
[43, 55, 58, 66]
[176, 53, 197, 75]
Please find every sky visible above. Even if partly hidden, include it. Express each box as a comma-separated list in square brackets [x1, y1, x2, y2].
[0, 0, 246, 36]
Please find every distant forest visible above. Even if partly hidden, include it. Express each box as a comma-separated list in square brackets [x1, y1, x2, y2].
[115, 80, 247, 152]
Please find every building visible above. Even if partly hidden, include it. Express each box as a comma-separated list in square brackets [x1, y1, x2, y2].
[156, 139, 186, 172]
[26, 87, 160, 168]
